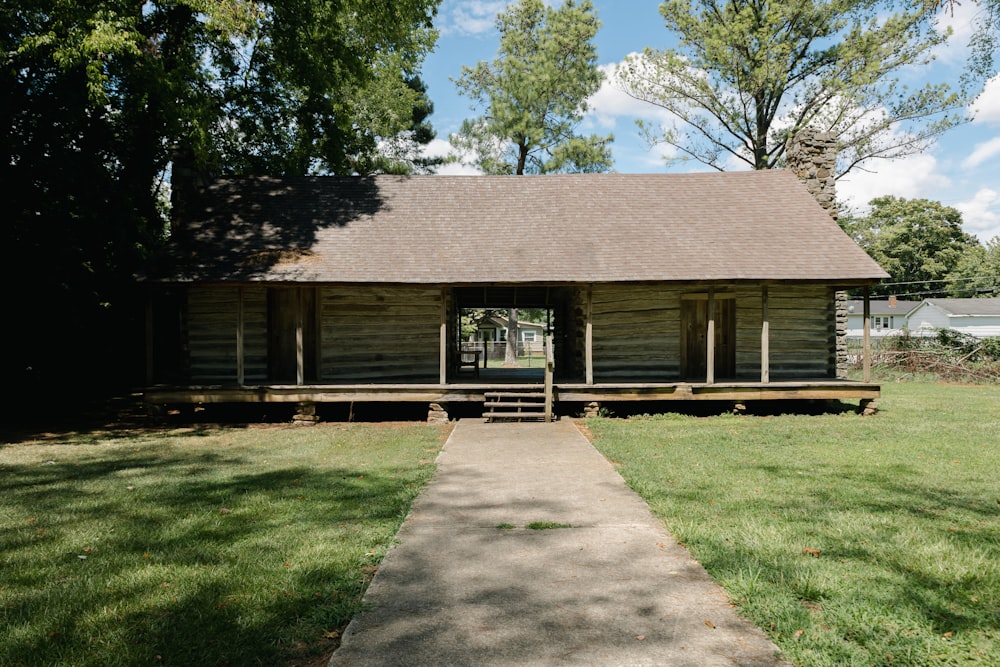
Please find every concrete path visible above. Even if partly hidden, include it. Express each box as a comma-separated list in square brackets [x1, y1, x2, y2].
[328, 418, 789, 666]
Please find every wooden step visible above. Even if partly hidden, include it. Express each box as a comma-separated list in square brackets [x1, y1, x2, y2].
[483, 411, 547, 422]
[483, 389, 551, 423]
[487, 400, 544, 408]
[484, 392, 545, 400]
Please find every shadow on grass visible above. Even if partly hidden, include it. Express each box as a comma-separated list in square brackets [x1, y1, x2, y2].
[653, 462, 1000, 661]
[0, 441, 431, 666]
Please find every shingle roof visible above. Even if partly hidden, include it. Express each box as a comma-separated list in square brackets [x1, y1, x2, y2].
[922, 298, 1000, 316]
[151, 171, 888, 284]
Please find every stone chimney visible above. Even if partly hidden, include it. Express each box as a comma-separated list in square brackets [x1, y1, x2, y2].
[786, 129, 848, 377]
[785, 129, 838, 220]
[169, 144, 213, 242]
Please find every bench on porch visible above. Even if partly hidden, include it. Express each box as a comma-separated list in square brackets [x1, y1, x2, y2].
[456, 346, 482, 377]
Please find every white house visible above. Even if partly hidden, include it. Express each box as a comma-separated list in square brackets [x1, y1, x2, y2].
[907, 298, 1000, 339]
[846, 299, 920, 338]
[473, 315, 547, 347]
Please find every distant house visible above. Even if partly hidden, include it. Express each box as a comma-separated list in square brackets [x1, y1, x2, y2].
[141, 170, 887, 418]
[907, 298, 1000, 339]
[846, 299, 920, 338]
[474, 315, 547, 346]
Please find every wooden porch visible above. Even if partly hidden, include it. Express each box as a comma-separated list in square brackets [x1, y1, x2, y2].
[144, 377, 879, 407]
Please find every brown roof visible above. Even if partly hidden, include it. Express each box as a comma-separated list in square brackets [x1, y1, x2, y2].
[153, 171, 888, 284]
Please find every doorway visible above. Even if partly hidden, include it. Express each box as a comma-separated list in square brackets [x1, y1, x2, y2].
[680, 294, 735, 381]
[267, 287, 317, 383]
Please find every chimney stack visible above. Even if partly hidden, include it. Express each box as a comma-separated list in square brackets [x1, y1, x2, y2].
[785, 129, 838, 220]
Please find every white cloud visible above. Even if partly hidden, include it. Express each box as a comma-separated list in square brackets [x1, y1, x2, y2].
[971, 74, 1000, 123]
[962, 134, 1000, 169]
[423, 138, 485, 175]
[439, 0, 505, 36]
[586, 60, 678, 130]
[422, 138, 455, 160]
[434, 161, 485, 175]
[837, 152, 951, 213]
[933, 0, 980, 64]
[955, 188, 1000, 243]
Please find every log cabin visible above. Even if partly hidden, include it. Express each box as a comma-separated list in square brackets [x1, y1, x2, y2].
[142, 169, 888, 421]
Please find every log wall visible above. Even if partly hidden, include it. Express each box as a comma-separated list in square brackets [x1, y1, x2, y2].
[187, 287, 238, 383]
[766, 285, 837, 378]
[182, 282, 837, 386]
[320, 286, 441, 382]
[587, 283, 837, 381]
[186, 286, 269, 383]
[591, 284, 682, 379]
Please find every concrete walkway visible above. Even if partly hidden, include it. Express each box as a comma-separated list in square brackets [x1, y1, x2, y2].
[328, 418, 789, 666]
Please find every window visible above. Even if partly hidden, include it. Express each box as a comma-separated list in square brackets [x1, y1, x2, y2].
[522, 330, 536, 342]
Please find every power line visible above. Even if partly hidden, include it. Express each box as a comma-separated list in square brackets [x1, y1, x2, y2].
[879, 274, 1000, 287]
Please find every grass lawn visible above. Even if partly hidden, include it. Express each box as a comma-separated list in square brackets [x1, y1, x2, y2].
[585, 381, 1000, 666]
[0, 420, 447, 666]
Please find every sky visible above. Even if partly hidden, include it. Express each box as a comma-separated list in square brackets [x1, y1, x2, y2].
[418, 0, 1000, 244]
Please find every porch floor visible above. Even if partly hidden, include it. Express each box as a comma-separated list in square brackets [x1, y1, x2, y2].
[146, 377, 880, 406]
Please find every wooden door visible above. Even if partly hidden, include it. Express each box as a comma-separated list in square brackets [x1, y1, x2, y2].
[267, 287, 317, 383]
[680, 296, 735, 381]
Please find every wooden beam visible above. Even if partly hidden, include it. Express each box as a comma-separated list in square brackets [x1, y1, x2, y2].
[440, 287, 448, 384]
[296, 287, 304, 386]
[706, 288, 715, 384]
[236, 287, 245, 386]
[863, 286, 872, 383]
[585, 285, 594, 385]
[761, 284, 770, 383]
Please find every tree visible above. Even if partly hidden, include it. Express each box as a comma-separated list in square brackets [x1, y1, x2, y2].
[840, 197, 983, 297]
[617, 0, 969, 177]
[452, 0, 611, 365]
[943, 0, 1000, 79]
[451, 0, 613, 176]
[946, 236, 1000, 297]
[1, 0, 441, 406]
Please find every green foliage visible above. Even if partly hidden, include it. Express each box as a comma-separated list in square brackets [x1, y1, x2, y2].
[451, 0, 613, 175]
[0, 421, 444, 666]
[945, 0, 1000, 80]
[618, 0, 969, 176]
[587, 382, 1000, 666]
[841, 197, 982, 298]
[946, 236, 1000, 297]
[2, 0, 441, 396]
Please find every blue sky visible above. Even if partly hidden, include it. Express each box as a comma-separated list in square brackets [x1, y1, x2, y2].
[418, 0, 1000, 243]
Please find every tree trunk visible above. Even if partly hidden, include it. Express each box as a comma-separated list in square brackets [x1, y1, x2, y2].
[504, 308, 519, 366]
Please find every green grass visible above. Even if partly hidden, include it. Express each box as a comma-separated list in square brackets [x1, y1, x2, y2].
[586, 382, 1000, 666]
[525, 521, 573, 530]
[0, 421, 446, 666]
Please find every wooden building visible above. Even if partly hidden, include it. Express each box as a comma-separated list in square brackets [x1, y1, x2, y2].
[143, 171, 888, 419]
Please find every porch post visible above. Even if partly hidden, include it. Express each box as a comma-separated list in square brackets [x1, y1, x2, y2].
[295, 287, 305, 386]
[236, 286, 245, 386]
[761, 284, 770, 383]
[314, 287, 323, 382]
[145, 296, 154, 385]
[439, 287, 448, 384]
[863, 286, 872, 383]
[585, 284, 594, 385]
[706, 288, 716, 384]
